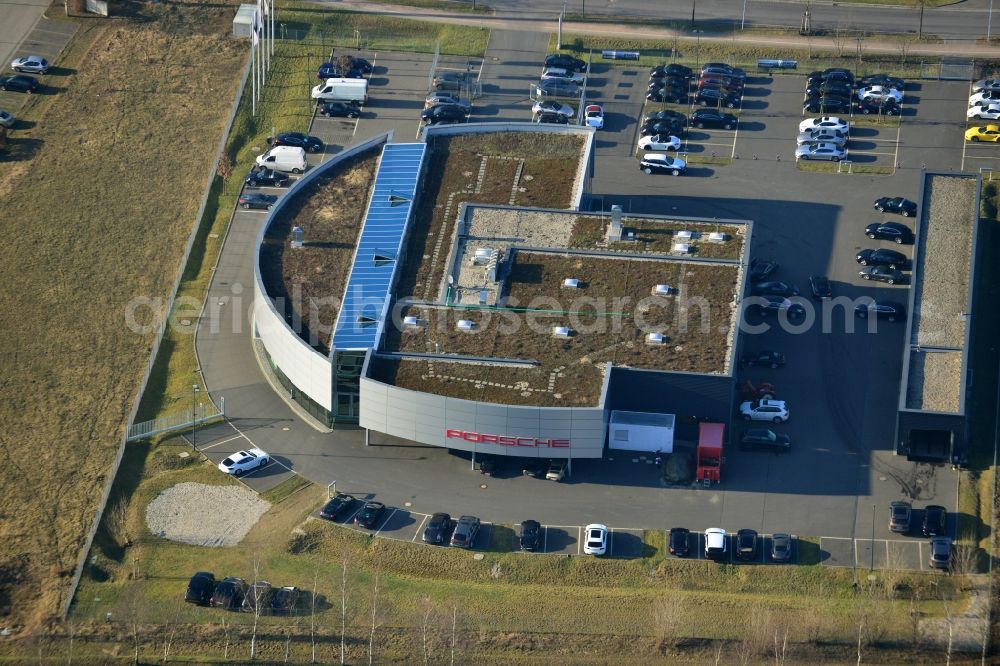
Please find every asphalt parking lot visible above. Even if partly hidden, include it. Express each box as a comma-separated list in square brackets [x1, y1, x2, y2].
[0, 18, 76, 111]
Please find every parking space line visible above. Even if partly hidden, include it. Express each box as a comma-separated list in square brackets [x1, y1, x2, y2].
[607, 528, 614, 557]
[577, 526, 582, 555]
[412, 514, 429, 541]
[224, 420, 294, 474]
[374, 508, 397, 537]
[853, 538, 859, 569]
[918, 541, 926, 571]
[197, 433, 245, 451]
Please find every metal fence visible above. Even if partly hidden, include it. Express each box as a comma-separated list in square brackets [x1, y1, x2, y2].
[126, 399, 225, 442]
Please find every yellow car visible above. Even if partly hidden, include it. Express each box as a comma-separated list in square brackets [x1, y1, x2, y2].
[965, 125, 1000, 142]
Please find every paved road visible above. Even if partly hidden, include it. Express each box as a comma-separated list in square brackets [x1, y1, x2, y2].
[0, 0, 50, 69]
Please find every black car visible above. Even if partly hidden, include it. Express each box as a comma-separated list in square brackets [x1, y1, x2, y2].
[319, 101, 361, 118]
[184, 571, 216, 605]
[537, 79, 580, 97]
[752, 296, 805, 318]
[857, 97, 899, 116]
[421, 104, 467, 125]
[242, 581, 275, 614]
[874, 196, 917, 217]
[751, 281, 799, 298]
[450, 515, 481, 549]
[854, 299, 907, 322]
[350, 57, 374, 74]
[210, 577, 248, 610]
[477, 454, 497, 476]
[749, 258, 778, 283]
[271, 586, 301, 614]
[698, 74, 744, 91]
[534, 111, 568, 124]
[519, 519, 542, 551]
[423, 512, 454, 545]
[923, 505, 947, 537]
[245, 167, 290, 189]
[865, 221, 913, 244]
[740, 350, 785, 369]
[644, 109, 687, 124]
[770, 533, 793, 563]
[0, 74, 38, 93]
[805, 81, 853, 99]
[432, 71, 468, 91]
[929, 537, 953, 570]
[740, 428, 791, 453]
[690, 109, 737, 130]
[238, 193, 278, 210]
[650, 63, 693, 80]
[859, 265, 903, 284]
[649, 74, 689, 89]
[807, 67, 854, 85]
[694, 86, 741, 108]
[319, 494, 355, 521]
[857, 73, 904, 90]
[856, 248, 907, 269]
[668, 527, 690, 557]
[701, 63, 746, 80]
[803, 95, 853, 114]
[640, 119, 686, 137]
[646, 86, 689, 104]
[809, 275, 832, 300]
[545, 53, 587, 72]
[354, 501, 386, 529]
[736, 529, 759, 561]
[272, 132, 323, 153]
[889, 500, 912, 533]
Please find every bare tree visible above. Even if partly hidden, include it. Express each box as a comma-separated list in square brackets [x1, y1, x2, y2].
[652, 595, 686, 652]
[368, 570, 381, 666]
[714, 642, 723, 666]
[161, 603, 182, 663]
[248, 554, 268, 661]
[221, 616, 232, 661]
[898, 38, 911, 66]
[450, 604, 458, 666]
[64, 616, 75, 666]
[310, 571, 319, 664]
[856, 612, 864, 666]
[418, 596, 436, 665]
[942, 593, 954, 666]
[340, 555, 351, 665]
[832, 22, 849, 57]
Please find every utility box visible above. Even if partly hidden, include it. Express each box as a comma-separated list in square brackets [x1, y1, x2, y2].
[608, 410, 675, 453]
[233, 4, 256, 38]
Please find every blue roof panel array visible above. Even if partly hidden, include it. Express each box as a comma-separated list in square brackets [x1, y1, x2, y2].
[332, 143, 426, 351]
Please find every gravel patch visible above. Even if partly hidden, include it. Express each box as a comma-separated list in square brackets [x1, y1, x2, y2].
[145, 482, 271, 547]
[905, 351, 963, 412]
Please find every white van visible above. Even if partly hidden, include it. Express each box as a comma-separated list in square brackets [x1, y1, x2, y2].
[255, 146, 307, 174]
[311, 77, 368, 104]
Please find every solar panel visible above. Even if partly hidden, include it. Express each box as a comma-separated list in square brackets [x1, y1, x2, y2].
[331, 143, 426, 351]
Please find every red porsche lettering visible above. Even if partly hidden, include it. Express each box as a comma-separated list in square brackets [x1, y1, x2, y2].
[444, 430, 571, 448]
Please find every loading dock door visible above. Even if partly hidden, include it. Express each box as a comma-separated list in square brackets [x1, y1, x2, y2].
[608, 410, 675, 453]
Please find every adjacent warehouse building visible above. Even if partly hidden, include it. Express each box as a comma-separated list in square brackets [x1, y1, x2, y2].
[253, 123, 753, 465]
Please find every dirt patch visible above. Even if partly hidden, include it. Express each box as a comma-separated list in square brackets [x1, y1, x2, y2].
[145, 483, 271, 547]
[259, 149, 380, 354]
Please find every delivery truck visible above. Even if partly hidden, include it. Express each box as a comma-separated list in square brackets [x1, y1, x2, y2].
[311, 77, 367, 104]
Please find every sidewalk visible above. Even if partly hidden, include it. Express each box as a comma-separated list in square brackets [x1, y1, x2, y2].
[322, 0, 1000, 57]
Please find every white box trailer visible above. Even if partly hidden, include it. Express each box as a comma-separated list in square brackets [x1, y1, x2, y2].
[608, 410, 675, 453]
[311, 77, 368, 103]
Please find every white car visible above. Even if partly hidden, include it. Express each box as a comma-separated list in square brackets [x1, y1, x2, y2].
[798, 115, 849, 135]
[858, 85, 902, 104]
[11, 56, 49, 74]
[584, 104, 604, 129]
[795, 129, 848, 147]
[968, 103, 1000, 120]
[705, 528, 727, 560]
[0, 110, 13, 128]
[218, 448, 270, 476]
[740, 399, 789, 423]
[637, 134, 681, 151]
[540, 67, 585, 85]
[583, 524, 609, 555]
[531, 100, 574, 117]
[973, 78, 1000, 93]
[969, 90, 1000, 107]
[794, 142, 847, 162]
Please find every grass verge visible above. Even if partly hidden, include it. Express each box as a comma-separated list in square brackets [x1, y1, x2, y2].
[339, 0, 492, 13]
[261, 475, 313, 504]
[796, 161, 894, 175]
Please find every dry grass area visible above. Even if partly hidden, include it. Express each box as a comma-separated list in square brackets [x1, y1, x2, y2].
[258, 149, 380, 353]
[0, 2, 245, 631]
[570, 216, 746, 259]
[394, 132, 585, 302]
[906, 351, 965, 413]
[379, 254, 738, 404]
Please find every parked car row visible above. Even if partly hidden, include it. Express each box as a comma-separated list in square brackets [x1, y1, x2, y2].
[669, 527, 794, 562]
[888, 501, 953, 569]
[795, 114, 850, 162]
[802, 68, 903, 116]
[533, 53, 588, 100]
[1, 55, 50, 94]
[646, 62, 746, 109]
[185, 571, 301, 612]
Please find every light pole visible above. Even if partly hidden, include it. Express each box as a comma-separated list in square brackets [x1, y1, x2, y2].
[192, 384, 200, 450]
[691, 0, 696, 28]
[990, 0, 995, 41]
[741, 0, 748, 30]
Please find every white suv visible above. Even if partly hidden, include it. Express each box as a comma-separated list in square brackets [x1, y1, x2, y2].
[739, 399, 789, 423]
[583, 524, 609, 555]
[705, 528, 727, 560]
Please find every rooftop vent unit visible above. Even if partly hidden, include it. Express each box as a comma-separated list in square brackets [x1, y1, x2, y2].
[653, 284, 675, 296]
[708, 232, 729, 242]
[471, 248, 493, 266]
[552, 326, 573, 339]
[674, 230, 694, 241]
[291, 226, 304, 249]
[607, 204, 624, 243]
[562, 278, 581, 289]
[457, 319, 476, 332]
[646, 332, 666, 345]
[672, 243, 691, 254]
[403, 315, 423, 329]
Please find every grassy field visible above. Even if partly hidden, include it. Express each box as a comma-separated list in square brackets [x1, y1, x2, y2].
[0, 2, 247, 631]
[25, 435, 963, 663]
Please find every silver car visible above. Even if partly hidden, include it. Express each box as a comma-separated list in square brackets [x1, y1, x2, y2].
[0, 110, 13, 128]
[424, 92, 470, 111]
[795, 129, 848, 147]
[11, 56, 49, 74]
[795, 142, 847, 162]
[973, 78, 1000, 93]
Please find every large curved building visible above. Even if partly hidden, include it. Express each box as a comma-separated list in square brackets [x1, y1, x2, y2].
[254, 124, 752, 466]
